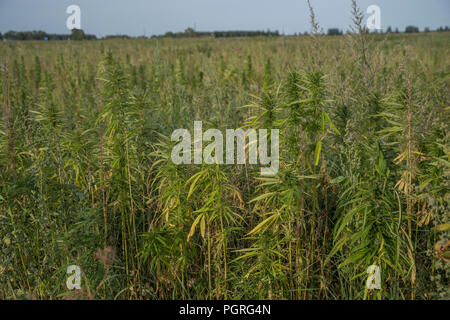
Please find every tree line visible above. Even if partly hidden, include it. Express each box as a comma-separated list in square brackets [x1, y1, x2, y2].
[1, 25, 449, 41]
[155, 28, 280, 38]
[326, 25, 449, 36]
[0, 29, 96, 41]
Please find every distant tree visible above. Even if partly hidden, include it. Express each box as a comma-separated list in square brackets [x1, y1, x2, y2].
[386, 26, 392, 33]
[4, 31, 16, 40]
[71, 28, 86, 40]
[424, 27, 430, 33]
[184, 27, 195, 37]
[395, 28, 399, 33]
[445, 26, 449, 31]
[327, 28, 342, 36]
[405, 26, 419, 33]
[0, 32, 2, 40]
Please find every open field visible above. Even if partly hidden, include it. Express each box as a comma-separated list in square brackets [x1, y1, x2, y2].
[0, 30, 449, 299]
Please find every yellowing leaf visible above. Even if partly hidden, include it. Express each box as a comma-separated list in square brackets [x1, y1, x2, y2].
[187, 213, 203, 242]
[200, 215, 206, 239]
[314, 141, 322, 166]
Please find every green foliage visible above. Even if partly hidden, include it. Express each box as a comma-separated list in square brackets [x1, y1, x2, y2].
[0, 19, 448, 300]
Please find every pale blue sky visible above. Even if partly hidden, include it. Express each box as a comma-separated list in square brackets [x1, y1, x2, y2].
[0, 0, 449, 37]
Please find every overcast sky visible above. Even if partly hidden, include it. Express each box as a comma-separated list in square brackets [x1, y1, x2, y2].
[0, 0, 449, 37]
